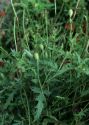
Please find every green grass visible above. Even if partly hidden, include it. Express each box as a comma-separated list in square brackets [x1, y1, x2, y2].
[0, 0, 89, 125]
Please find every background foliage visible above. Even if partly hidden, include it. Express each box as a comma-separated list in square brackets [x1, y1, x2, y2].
[0, 0, 89, 125]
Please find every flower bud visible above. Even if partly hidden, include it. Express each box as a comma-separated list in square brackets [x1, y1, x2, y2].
[69, 9, 73, 17]
[45, 52, 48, 58]
[34, 3, 38, 8]
[39, 44, 44, 50]
[34, 52, 39, 60]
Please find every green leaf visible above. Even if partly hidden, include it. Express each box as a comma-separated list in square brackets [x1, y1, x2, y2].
[81, 89, 89, 97]
[31, 87, 50, 95]
[34, 93, 45, 121]
[4, 91, 16, 110]
[47, 64, 72, 83]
